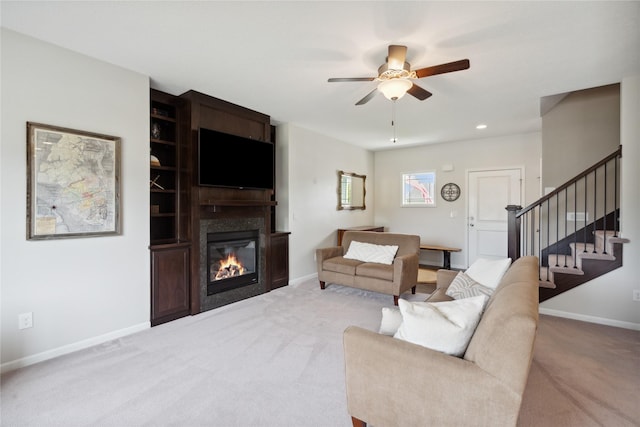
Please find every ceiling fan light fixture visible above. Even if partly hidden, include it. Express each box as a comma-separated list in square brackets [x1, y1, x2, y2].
[378, 79, 413, 100]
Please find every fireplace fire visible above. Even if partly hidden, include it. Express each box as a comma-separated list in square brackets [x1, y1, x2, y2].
[207, 230, 259, 295]
[214, 254, 245, 280]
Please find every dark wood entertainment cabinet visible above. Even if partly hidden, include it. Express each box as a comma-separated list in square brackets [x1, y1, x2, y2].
[149, 89, 289, 326]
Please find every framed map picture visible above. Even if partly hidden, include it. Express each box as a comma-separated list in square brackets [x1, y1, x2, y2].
[26, 122, 121, 240]
[402, 171, 436, 207]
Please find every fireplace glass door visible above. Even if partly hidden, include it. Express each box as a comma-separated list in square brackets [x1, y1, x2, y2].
[207, 230, 259, 295]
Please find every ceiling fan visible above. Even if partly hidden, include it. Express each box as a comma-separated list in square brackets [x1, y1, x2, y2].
[328, 45, 470, 105]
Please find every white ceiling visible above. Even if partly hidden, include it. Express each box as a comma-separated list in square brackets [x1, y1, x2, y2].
[2, 1, 639, 151]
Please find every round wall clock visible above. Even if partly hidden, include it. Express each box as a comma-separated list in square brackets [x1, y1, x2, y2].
[441, 183, 461, 202]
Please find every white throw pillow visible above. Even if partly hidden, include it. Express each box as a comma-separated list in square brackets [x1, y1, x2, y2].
[393, 296, 487, 357]
[343, 241, 399, 265]
[464, 257, 512, 290]
[378, 306, 403, 336]
[446, 272, 494, 300]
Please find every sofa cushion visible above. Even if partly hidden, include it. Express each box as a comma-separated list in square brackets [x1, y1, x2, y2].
[393, 295, 488, 357]
[465, 257, 512, 290]
[341, 231, 419, 258]
[355, 262, 394, 281]
[446, 272, 494, 299]
[322, 256, 362, 275]
[425, 287, 454, 303]
[378, 306, 403, 335]
[344, 240, 399, 265]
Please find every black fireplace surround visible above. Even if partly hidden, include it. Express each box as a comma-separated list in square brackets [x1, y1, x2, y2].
[199, 216, 267, 313]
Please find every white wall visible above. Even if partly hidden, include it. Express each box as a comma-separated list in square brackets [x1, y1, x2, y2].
[539, 75, 640, 329]
[542, 84, 620, 188]
[1, 29, 150, 370]
[373, 133, 542, 269]
[277, 124, 374, 281]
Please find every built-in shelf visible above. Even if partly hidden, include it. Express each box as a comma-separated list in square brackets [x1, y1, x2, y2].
[150, 139, 176, 146]
[150, 88, 191, 327]
[149, 241, 191, 250]
[150, 113, 176, 122]
[200, 200, 277, 207]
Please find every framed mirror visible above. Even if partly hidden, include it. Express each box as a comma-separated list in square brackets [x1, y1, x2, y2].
[338, 171, 366, 210]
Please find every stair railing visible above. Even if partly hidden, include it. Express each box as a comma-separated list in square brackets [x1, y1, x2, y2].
[507, 147, 622, 283]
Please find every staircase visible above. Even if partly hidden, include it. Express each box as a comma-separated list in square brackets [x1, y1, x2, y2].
[507, 147, 630, 302]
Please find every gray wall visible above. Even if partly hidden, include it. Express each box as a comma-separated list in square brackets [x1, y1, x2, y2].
[373, 133, 541, 269]
[276, 124, 375, 281]
[1, 29, 150, 370]
[542, 84, 620, 189]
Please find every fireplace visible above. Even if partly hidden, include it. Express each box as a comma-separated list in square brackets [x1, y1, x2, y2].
[199, 216, 267, 312]
[207, 229, 259, 295]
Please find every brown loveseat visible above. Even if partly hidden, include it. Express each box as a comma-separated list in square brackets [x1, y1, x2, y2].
[343, 256, 540, 427]
[316, 231, 420, 305]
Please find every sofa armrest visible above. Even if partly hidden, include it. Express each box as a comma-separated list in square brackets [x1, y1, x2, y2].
[343, 326, 522, 427]
[316, 246, 344, 273]
[436, 268, 458, 289]
[392, 252, 419, 293]
[316, 246, 343, 261]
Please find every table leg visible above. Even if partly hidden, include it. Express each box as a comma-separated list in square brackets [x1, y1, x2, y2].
[443, 250, 452, 270]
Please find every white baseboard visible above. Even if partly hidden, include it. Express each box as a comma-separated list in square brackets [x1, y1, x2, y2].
[0, 322, 150, 374]
[289, 272, 318, 286]
[539, 307, 640, 331]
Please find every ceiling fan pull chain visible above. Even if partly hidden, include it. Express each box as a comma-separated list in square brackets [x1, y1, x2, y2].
[392, 100, 397, 143]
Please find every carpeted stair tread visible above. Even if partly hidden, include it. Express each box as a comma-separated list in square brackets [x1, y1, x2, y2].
[594, 229, 628, 239]
[573, 252, 616, 261]
[549, 266, 584, 275]
[594, 230, 630, 246]
[538, 280, 556, 289]
[538, 268, 557, 288]
[569, 242, 616, 263]
[548, 255, 584, 274]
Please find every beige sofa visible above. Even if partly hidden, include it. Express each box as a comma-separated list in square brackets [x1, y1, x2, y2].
[316, 231, 420, 305]
[343, 256, 540, 427]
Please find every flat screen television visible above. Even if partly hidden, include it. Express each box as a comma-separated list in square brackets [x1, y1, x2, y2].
[198, 127, 274, 190]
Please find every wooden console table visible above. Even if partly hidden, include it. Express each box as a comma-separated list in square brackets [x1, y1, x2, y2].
[337, 226, 384, 246]
[420, 244, 461, 270]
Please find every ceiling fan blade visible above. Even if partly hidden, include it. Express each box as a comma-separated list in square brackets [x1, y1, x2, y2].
[407, 83, 432, 101]
[414, 59, 470, 78]
[355, 88, 378, 106]
[328, 77, 376, 82]
[387, 45, 407, 70]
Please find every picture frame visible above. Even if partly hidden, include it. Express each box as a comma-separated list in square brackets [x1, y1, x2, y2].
[26, 122, 121, 240]
[401, 171, 437, 207]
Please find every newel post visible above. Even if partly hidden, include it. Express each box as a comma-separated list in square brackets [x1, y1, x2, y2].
[506, 205, 522, 261]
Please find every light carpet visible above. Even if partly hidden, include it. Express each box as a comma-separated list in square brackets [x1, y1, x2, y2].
[3, 279, 639, 426]
[0, 280, 428, 427]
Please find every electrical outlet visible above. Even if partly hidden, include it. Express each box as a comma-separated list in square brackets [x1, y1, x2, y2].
[633, 290, 640, 302]
[18, 312, 33, 330]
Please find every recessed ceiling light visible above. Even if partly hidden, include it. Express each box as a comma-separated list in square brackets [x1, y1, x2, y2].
[476, 124, 487, 130]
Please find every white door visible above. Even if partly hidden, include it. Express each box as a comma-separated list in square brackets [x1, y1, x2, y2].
[468, 169, 522, 265]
